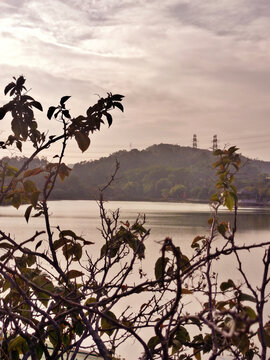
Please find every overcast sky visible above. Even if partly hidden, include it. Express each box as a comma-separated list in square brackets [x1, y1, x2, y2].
[0, 0, 270, 163]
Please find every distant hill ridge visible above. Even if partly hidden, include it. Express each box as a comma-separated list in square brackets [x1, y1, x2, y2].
[2, 144, 270, 203]
[54, 143, 270, 203]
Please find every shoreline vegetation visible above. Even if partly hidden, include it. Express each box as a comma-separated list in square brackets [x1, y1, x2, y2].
[2, 143, 270, 205]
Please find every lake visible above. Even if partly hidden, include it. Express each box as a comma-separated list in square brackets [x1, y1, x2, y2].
[1, 200, 270, 359]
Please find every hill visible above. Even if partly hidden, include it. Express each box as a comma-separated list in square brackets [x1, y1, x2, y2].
[49, 144, 270, 203]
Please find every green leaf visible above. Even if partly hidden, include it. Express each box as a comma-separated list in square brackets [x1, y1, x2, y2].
[259, 323, 270, 347]
[242, 306, 257, 320]
[232, 333, 249, 354]
[75, 131, 90, 152]
[74, 320, 84, 336]
[24, 205, 32, 223]
[47, 326, 59, 348]
[175, 326, 190, 344]
[33, 275, 54, 306]
[12, 193, 22, 209]
[23, 180, 37, 193]
[147, 336, 160, 349]
[224, 191, 235, 211]
[239, 292, 257, 303]
[26, 253, 36, 267]
[8, 336, 28, 354]
[31, 191, 40, 207]
[154, 256, 169, 281]
[72, 243, 82, 261]
[66, 269, 84, 279]
[180, 254, 190, 271]
[101, 311, 117, 336]
[217, 222, 228, 237]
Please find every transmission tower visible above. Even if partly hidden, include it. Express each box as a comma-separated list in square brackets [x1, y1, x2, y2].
[192, 134, 197, 149]
[212, 135, 218, 151]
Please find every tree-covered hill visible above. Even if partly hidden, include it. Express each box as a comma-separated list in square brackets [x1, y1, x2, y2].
[51, 143, 270, 203]
[3, 144, 270, 202]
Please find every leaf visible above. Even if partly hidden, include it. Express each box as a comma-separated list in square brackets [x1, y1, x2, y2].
[175, 326, 190, 344]
[74, 320, 84, 336]
[35, 240, 42, 251]
[0, 106, 7, 119]
[58, 163, 71, 181]
[23, 168, 43, 178]
[62, 109, 71, 118]
[12, 193, 22, 209]
[191, 236, 205, 249]
[147, 336, 160, 349]
[217, 222, 228, 237]
[53, 238, 66, 250]
[16, 141, 22, 152]
[4, 82, 15, 95]
[26, 253, 36, 267]
[220, 279, 235, 292]
[180, 254, 190, 271]
[47, 106, 57, 120]
[232, 333, 249, 354]
[23, 180, 37, 193]
[72, 243, 82, 261]
[104, 112, 113, 127]
[75, 131, 90, 152]
[31, 191, 40, 207]
[31, 101, 43, 111]
[224, 191, 235, 211]
[181, 288, 193, 295]
[47, 326, 59, 348]
[154, 256, 169, 281]
[113, 101, 124, 112]
[101, 311, 117, 336]
[243, 306, 257, 320]
[33, 275, 54, 306]
[239, 292, 257, 303]
[0, 242, 14, 249]
[60, 96, 71, 106]
[8, 336, 28, 354]
[111, 94, 124, 101]
[67, 269, 84, 279]
[60, 230, 77, 238]
[24, 205, 32, 223]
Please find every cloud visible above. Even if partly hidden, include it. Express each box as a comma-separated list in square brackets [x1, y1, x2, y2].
[0, 0, 270, 161]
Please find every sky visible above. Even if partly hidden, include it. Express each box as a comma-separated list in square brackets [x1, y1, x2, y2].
[0, 0, 270, 163]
